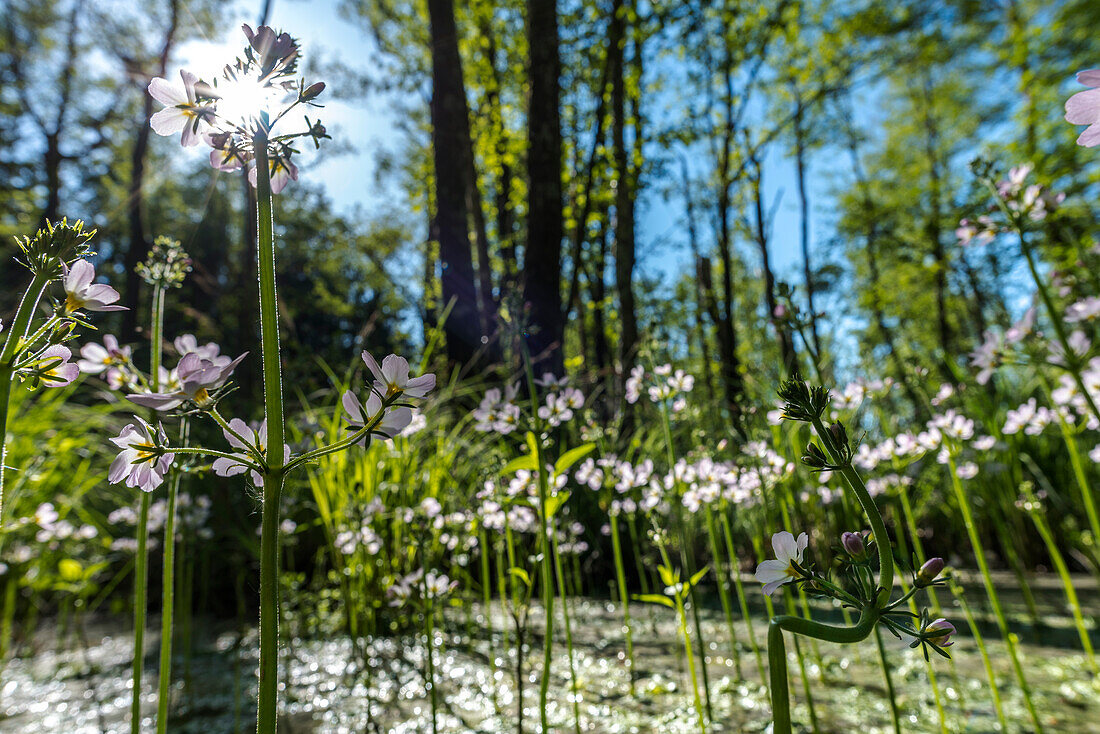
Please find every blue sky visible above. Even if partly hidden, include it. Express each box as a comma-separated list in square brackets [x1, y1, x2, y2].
[179, 0, 843, 309]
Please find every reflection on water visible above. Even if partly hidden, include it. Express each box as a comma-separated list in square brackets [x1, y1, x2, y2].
[3, 597, 1097, 733]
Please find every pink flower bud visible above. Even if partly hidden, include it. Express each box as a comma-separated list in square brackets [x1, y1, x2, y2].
[916, 557, 945, 587]
[841, 531, 866, 559]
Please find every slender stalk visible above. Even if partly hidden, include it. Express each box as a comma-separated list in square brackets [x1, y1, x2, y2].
[874, 627, 901, 734]
[706, 506, 742, 678]
[720, 511, 765, 684]
[609, 514, 636, 694]
[255, 128, 287, 733]
[551, 525, 582, 734]
[131, 492, 152, 733]
[426, 597, 438, 734]
[0, 271, 51, 521]
[156, 418, 188, 734]
[534, 442, 554, 734]
[945, 456, 1041, 732]
[132, 280, 167, 734]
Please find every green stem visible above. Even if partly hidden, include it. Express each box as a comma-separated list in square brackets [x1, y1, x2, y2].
[609, 514, 636, 694]
[133, 280, 166, 734]
[535, 448, 554, 734]
[131, 492, 151, 734]
[0, 271, 51, 523]
[255, 129, 287, 734]
[874, 627, 901, 734]
[156, 419, 188, 734]
[946, 455, 1042, 732]
[551, 524, 582, 734]
[720, 511, 765, 684]
[1020, 481, 1098, 673]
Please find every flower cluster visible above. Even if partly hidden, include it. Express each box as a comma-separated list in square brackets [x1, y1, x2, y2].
[625, 364, 694, 413]
[147, 24, 327, 194]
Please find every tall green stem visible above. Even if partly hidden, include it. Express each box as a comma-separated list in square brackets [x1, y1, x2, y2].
[945, 456, 1042, 732]
[156, 418, 188, 734]
[131, 492, 152, 734]
[609, 514, 636, 694]
[255, 130, 287, 734]
[0, 272, 51, 522]
[132, 280, 166, 734]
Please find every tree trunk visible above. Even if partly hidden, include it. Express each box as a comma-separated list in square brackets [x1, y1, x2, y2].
[522, 0, 565, 377]
[792, 92, 820, 357]
[427, 0, 482, 368]
[747, 151, 795, 371]
[609, 0, 637, 378]
[122, 0, 180, 340]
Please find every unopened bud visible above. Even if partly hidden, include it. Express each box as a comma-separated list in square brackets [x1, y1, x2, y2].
[916, 557, 945, 587]
[841, 531, 866, 560]
[801, 442, 828, 470]
[301, 81, 326, 101]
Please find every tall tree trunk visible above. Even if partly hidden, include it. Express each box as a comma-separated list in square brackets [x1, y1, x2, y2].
[428, 0, 482, 368]
[609, 0, 637, 378]
[747, 150, 795, 371]
[792, 91, 820, 357]
[708, 45, 745, 430]
[522, 0, 565, 376]
[679, 157, 714, 398]
[122, 0, 179, 340]
[588, 218, 611, 379]
[841, 103, 928, 422]
[919, 74, 954, 370]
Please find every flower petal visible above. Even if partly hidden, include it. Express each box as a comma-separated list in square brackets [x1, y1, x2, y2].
[150, 107, 188, 136]
[148, 77, 187, 106]
[1065, 88, 1100, 125]
[771, 530, 796, 562]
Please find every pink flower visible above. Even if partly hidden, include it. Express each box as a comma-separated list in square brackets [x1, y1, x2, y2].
[109, 418, 175, 492]
[925, 618, 956, 648]
[211, 419, 288, 486]
[62, 260, 125, 312]
[129, 351, 247, 410]
[35, 345, 79, 387]
[248, 155, 299, 194]
[1065, 69, 1100, 147]
[148, 70, 214, 147]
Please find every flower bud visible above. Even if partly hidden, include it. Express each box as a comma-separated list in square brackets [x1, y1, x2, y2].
[916, 557, 945, 587]
[925, 618, 956, 647]
[800, 442, 828, 470]
[841, 531, 866, 560]
[301, 81, 326, 101]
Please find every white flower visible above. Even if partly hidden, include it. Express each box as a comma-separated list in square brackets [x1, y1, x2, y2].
[754, 531, 808, 597]
[62, 260, 125, 313]
[360, 351, 435, 398]
[148, 70, 214, 147]
[1066, 297, 1100, 323]
[956, 462, 979, 479]
[342, 390, 412, 442]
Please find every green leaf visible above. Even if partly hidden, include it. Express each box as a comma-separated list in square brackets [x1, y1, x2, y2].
[633, 593, 675, 609]
[554, 443, 595, 475]
[509, 567, 532, 587]
[657, 564, 677, 588]
[544, 490, 571, 519]
[688, 565, 710, 590]
[502, 454, 538, 474]
[525, 431, 539, 458]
